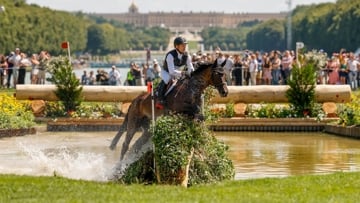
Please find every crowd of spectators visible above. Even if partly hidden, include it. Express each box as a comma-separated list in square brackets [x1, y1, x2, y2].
[0, 48, 50, 88]
[1, 47, 359, 90]
[191, 48, 360, 90]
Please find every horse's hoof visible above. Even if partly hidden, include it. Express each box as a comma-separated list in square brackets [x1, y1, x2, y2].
[109, 145, 116, 150]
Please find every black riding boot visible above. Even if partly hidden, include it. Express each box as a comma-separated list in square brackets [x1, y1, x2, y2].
[155, 80, 166, 109]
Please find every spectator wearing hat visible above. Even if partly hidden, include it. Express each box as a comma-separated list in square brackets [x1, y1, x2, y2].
[109, 65, 121, 86]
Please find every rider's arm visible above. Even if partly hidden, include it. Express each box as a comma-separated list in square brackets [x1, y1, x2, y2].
[166, 53, 182, 78]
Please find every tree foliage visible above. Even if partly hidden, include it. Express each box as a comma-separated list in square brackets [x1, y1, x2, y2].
[46, 57, 83, 114]
[246, 19, 286, 52]
[1, 0, 359, 54]
[285, 54, 317, 117]
[201, 26, 251, 51]
[203, 1, 359, 53]
[0, 0, 170, 55]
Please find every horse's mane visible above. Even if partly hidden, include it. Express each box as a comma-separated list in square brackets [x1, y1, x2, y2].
[192, 61, 224, 76]
[192, 61, 214, 76]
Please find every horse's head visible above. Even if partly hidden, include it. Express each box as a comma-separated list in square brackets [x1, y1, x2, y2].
[193, 61, 228, 97]
[210, 61, 228, 97]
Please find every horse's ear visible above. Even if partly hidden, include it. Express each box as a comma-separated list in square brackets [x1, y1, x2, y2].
[212, 59, 218, 69]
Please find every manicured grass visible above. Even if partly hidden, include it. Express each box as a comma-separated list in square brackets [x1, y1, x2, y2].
[1, 172, 360, 202]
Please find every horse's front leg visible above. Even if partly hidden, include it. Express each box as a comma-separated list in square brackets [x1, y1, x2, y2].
[130, 118, 152, 154]
[109, 127, 125, 150]
[120, 127, 137, 161]
[184, 99, 204, 121]
[109, 114, 129, 150]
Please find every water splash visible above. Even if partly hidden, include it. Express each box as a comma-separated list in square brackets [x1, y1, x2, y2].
[110, 139, 153, 180]
[17, 142, 112, 181]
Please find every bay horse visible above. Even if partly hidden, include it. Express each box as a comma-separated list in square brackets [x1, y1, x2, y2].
[109, 61, 228, 160]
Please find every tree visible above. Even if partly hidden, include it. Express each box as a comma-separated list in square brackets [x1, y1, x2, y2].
[46, 57, 83, 114]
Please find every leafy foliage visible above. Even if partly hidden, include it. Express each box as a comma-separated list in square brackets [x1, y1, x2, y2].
[46, 57, 83, 114]
[246, 19, 286, 52]
[0, 1, 358, 54]
[0, 94, 35, 129]
[120, 114, 235, 186]
[246, 103, 326, 121]
[203, 87, 222, 122]
[0, 1, 170, 55]
[152, 114, 234, 186]
[44, 101, 122, 118]
[338, 93, 360, 126]
[201, 26, 251, 51]
[285, 61, 317, 117]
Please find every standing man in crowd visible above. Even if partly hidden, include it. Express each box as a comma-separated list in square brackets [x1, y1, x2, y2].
[281, 50, 293, 85]
[347, 52, 360, 90]
[155, 36, 194, 109]
[109, 65, 121, 86]
[8, 48, 21, 88]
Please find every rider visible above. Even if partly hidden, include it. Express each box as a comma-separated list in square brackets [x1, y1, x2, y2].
[155, 36, 194, 109]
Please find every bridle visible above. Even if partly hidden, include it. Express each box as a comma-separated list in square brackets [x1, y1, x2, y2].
[211, 68, 226, 89]
[211, 58, 227, 89]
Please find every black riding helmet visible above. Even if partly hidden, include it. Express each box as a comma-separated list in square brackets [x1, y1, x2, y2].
[173, 37, 188, 47]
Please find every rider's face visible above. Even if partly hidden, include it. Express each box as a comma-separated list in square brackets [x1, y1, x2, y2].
[176, 43, 187, 53]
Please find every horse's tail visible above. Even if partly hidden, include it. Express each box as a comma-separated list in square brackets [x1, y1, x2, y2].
[109, 108, 130, 150]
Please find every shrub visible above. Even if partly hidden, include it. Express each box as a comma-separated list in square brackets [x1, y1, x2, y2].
[120, 114, 235, 186]
[338, 93, 360, 126]
[286, 62, 317, 117]
[44, 101, 121, 118]
[153, 114, 234, 185]
[46, 57, 83, 115]
[0, 94, 35, 129]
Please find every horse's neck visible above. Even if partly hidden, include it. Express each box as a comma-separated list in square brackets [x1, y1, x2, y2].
[189, 73, 210, 94]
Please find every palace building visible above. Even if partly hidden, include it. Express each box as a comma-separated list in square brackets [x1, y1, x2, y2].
[95, 1, 287, 33]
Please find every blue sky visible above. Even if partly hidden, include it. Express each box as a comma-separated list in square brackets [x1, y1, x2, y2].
[25, 0, 336, 13]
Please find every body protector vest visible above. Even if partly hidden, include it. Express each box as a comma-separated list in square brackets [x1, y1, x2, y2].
[163, 49, 188, 72]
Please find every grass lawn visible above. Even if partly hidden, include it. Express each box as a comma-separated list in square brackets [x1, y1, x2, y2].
[1, 172, 360, 202]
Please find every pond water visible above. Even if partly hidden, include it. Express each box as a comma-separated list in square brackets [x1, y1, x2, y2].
[1, 131, 360, 182]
